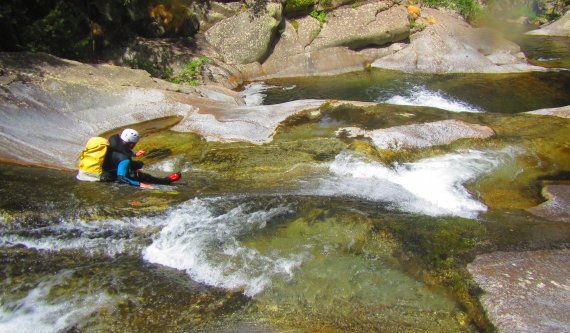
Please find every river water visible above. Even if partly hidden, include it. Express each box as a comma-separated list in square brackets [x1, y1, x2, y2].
[1, 36, 570, 333]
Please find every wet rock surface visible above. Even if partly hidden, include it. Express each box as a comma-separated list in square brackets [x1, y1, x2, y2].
[337, 119, 495, 150]
[468, 249, 570, 333]
[527, 184, 570, 222]
[527, 105, 570, 118]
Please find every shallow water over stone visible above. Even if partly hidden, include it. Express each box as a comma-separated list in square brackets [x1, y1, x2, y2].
[2, 36, 570, 333]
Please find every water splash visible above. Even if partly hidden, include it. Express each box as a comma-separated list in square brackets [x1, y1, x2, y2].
[378, 85, 484, 113]
[313, 148, 521, 218]
[0, 271, 115, 333]
[143, 198, 303, 297]
[239, 82, 296, 106]
[0, 217, 161, 257]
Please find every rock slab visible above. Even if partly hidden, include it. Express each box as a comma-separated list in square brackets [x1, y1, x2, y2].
[468, 250, 570, 333]
[527, 184, 570, 222]
[337, 119, 495, 150]
[527, 11, 570, 37]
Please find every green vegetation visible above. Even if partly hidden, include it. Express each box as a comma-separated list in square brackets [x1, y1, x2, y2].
[124, 56, 174, 80]
[168, 56, 210, 86]
[285, 0, 315, 15]
[423, 0, 481, 21]
[309, 10, 327, 26]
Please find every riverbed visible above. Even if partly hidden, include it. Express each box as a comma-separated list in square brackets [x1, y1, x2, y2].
[1, 36, 569, 333]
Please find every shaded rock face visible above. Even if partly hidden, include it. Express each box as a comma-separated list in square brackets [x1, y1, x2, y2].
[205, 3, 283, 64]
[468, 250, 570, 333]
[337, 120, 495, 150]
[527, 184, 570, 222]
[372, 8, 545, 73]
[527, 10, 570, 37]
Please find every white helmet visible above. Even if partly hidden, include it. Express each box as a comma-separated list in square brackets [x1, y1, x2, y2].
[120, 128, 140, 143]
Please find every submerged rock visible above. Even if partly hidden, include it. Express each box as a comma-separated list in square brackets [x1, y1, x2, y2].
[526, 105, 570, 118]
[527, 184, 570, 222]
[526, 11, 570, 37]
[337, 119, 495, 150]
[468, 250, 570, 333]
[372, 8, 546, 73]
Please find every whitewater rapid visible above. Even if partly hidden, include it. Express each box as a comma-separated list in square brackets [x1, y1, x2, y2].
[376, 85, 484, 113]
[311, 148, 521, 219]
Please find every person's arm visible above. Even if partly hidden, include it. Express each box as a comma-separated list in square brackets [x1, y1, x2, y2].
[117, 159, 140, 186]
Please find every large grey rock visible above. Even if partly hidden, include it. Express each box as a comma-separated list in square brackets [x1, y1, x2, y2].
[0, 52, 242, 169]
[205, 3, 283, 64]
[254, 11, 405, 79]
[172, 99, 327, 144]
[372, 8, 546, 73]
[527, 184, 570, 222]
[468, 250, 570, 333]
[0, 52, 369, 169]
[337, 120, 495, 150]
[527, 11, 570, 37]
[306, 3, 409, 51]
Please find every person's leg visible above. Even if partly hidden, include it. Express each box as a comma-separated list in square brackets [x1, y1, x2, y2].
[135, 171, 171, 185]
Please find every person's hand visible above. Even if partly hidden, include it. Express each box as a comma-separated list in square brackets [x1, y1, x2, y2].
[139, 182, 153, 189]
[135, 150, 145, 157]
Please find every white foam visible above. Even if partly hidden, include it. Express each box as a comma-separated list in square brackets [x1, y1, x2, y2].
[313, 148, 520, 218]
[0, 217, 161, 257]
[143, 198, 303, 296]
[0, 271, 115, 333]
[379, 85, 484, 113]
[239, 82, 295, 106]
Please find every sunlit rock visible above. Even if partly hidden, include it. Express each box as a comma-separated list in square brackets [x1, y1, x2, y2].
[468, 250, 570, 333]
[0, 52, 242, 169]
[526, 11, 570, 37]
[306, 4, 409, 51]
[337, 119, 495, 150]
[526, 105, 570, 118]
[372, 8, 546, 73]
[171, 99, 327, 144]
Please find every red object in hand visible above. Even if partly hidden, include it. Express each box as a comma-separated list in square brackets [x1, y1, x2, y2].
[135, 150, 145, 157]
[168, 172, 181, 183]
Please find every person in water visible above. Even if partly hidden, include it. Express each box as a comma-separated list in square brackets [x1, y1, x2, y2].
[102, 128, 181, 189]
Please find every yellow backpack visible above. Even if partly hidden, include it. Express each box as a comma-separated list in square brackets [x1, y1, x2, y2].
[76, 137, 109, 182]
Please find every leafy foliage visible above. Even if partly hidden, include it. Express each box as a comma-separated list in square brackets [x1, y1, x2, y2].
[168, 56, 210, 86]
[309, 10, 327, 26]
[423, 0, 481, 21]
